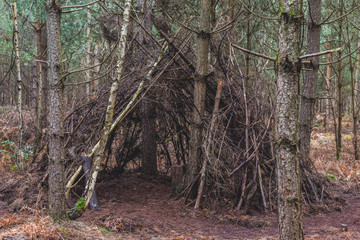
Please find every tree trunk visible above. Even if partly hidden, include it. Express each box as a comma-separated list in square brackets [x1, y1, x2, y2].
[12, 0, 23, 168]
[46, 0, 66, 220]
[35, 19, 43, 132]
[83, 0, 132, 210]
[41, 25, 49, 127]
[142, 95, 157, 175]
[85, 6, 92, 99]
[299, 0, 321, 168]
[139, 0, 157, 175]
[93, 44, 100, 92]
[351, 29, 359, 160]
[185, 0, 212, 198]
[276, 0, 303, 239]
[31, 19, 45, 160]
[336, 0, 344, 160]
[324, 48, 332, 132]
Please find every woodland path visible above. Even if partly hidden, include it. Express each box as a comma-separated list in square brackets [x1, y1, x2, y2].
[1, 172, 360, 239]
[78, 173, 360, 239]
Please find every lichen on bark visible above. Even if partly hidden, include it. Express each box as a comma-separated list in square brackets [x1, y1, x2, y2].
[275, 0, 303, 239]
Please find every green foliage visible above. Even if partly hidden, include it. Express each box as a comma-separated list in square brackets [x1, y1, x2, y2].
[59, 227, 69, 237]
[99, 227, 111, 234]
[0, 138, 33, 170]
[327, 174, 336, 180]
[75, 197, 86, 211]
[313, 120, 323, 128]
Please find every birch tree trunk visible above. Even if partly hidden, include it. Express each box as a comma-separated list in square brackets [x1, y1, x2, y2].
[83, 0, 132, 210]
[276, 0, 303, 239]
[299, 0, 321, 168]
[46, 0, 66, 220]
[185, 0, 213, 198]
[12, 0, 23, 168]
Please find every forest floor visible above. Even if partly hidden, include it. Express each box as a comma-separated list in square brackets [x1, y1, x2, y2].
[1, 116, 360, 239]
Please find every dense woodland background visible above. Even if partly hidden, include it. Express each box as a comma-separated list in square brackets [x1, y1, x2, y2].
[0, 0, 360, 239]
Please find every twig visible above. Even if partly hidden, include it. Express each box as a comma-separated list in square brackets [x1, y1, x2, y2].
[238, 0, 278, 21]
[61, 0, 102, 9]
[210, 9, 244, 34]
[195, 79, 223, 209]
[61, 36, 121, 81]
[319, 46, 360, 65]
[158, 30, 195, 71]
[322, 5, 360, 25]
[155, 1, 198, 34]
[231, 44, 276, 62]
[176, 175, 199, 200]
[229, 110, 273, 176]
[62, 8, 82, 14]
[253, 131, 268, 211]
[299, 47, 341, 59]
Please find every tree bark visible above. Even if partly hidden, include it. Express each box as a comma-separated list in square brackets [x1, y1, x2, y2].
[324, 48, 331, 132]
[276, 0, 303, 239]
[46, 0, 66, 220]
[185, 0, 212, 198]
[299, 0, 321, 168]
[336, 0, 344, 160]
[139, 0, 157, 175]
[35, 19, 43, 132]
[85, 6, 93, 99]
[351, 29, 359, 160]
[12, 0, 23, 168]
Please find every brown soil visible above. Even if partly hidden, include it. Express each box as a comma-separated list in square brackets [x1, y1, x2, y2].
[80, 173, 277, 239]
[80, 173, 360, 239]
[1, 114, 360, 239]
[1, 172, 360, 239]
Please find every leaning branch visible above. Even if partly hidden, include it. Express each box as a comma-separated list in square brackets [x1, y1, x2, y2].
[231, 44, 276, 62]
[65, 42, 169, 204]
